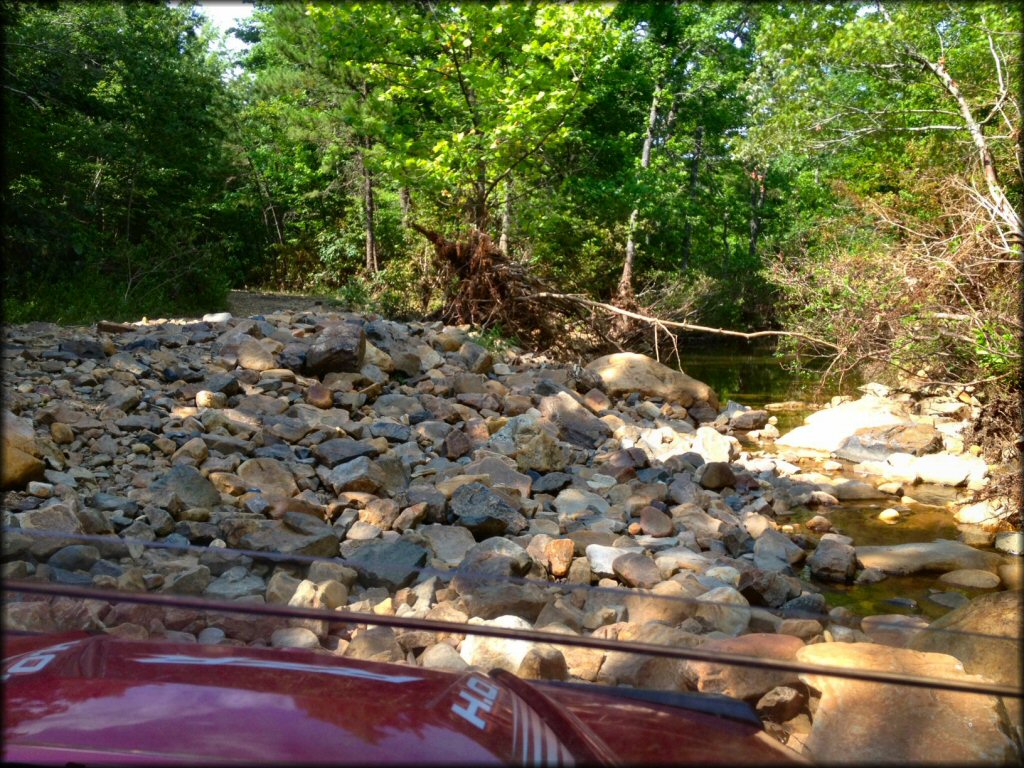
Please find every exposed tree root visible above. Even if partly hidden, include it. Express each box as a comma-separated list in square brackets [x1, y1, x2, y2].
[411, 222, 840, 362]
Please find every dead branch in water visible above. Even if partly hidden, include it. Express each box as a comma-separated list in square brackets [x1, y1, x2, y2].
[524, 292, 841, 352]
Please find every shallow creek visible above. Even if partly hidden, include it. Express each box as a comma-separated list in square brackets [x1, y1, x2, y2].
[680, 340, 1003, 621]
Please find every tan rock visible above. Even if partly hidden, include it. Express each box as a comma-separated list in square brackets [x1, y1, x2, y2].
[777, 396, 911, 453]
[797, 642, 1016, 764]
[908, 591, 1021, 691]
[685, 633, 805, 700]
[545, 538, 575, 578]
[237, 457, 298, 500]
[860, 614, 930, 648]
[585, 353, 718, 409]
[50, 422, 75, 445]
[2, 445, 45, 490]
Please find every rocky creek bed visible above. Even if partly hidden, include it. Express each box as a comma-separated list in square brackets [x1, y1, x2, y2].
[2, 303, 1021, 763]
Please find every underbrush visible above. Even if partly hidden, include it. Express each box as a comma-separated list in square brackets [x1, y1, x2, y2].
[767, 177, 1021, 485]
[3, 265, 229, 326]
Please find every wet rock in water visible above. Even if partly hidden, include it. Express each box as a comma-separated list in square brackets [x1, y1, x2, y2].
[807, 535, 858, 583]
[937, 569, 1001, 589]
[797, 642, 1017, 764]
[777, 396, 911, 453]
[859, 614, 930, 648]
[835, 423, 944, 463]
[855, 538, 1004, 576]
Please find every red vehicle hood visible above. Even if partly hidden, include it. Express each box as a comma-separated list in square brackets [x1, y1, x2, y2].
[4, 632, 802, 765]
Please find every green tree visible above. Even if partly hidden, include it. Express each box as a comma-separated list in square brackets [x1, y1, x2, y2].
[2, 1, 251, 322]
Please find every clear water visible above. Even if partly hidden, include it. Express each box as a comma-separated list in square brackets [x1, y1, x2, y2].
[677, 340, 999, 620]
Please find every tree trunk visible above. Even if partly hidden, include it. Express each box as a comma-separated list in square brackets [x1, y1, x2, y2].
[748, 167, 766, 266]
[498, 176, 512, 256]
[903, 44, 1022, 244]
[680, 125, 704, 273]
[361, 144, 378, 274]
[617, 84, 661, 307]
[400, 186, 412, 227]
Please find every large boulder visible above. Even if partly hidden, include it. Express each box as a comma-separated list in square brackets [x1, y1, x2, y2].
[304, 321, 365, 376]
[856, 538, 1005, 576]
[835, 423, 944, 463]
[585, 353, 718, 409]
[2, 410, 45, 490]
[684, 633, 804, 701]
[776, 396, 911, 453]
[797, 642, 1017, 764]
[909, 591, 1022, 737]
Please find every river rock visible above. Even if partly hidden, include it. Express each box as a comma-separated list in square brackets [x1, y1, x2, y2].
[459, 614, 536, 673]
[237, 458, 298, 500]
[954, 498, 1014, 531]
[2, 410, 45, 490]
[449, 482, 527, 539]
[304, 321, 365, 376]
[611, 552, 662, 589]
[856, 538, 1005, 575]
[797, 642, 1017, 764]
[807, 535, 858, 582]
[835, 423, 944, 463]
[695, 461, 735, 491]
[151, 464, 221, 509]
[730, 409, 769, 431]
[585, 352, 718, 409]
[691, 426, 735, 463]
[586, 544, 644, 578]
[345, 538, 428, 591]
[994, 531, 1023, 556]
[684, 633, 804, 700]
[911, 452, 987, 487]
[694, 586, 750, 635]
[538, 391, 611, 449]
[908, 591, 1021, 690]
[777, 396, 911, 453]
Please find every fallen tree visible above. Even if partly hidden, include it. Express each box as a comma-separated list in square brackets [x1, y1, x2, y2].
[411, 223, 838, 363]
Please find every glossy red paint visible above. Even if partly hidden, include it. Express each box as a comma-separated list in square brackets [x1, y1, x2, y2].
[4, 632, 803, 765]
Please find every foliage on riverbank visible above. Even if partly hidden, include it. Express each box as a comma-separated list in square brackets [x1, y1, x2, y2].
[3, 2, 1020, 462]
